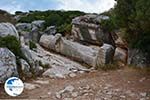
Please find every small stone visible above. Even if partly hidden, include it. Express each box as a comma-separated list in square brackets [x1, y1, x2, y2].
[79, 71, 85, 74]
[120, 95, 126, 98]
[34, 80, 49, 85]
[71, 92, 78, 97]
[64, 85, 75, 92]
[24, 83, 40, 90]
[140, 92, 147, 97]
[106, 91, 112, 95]
[48, 92, 51, 95]
[140, 98, 146, 100]
[127, 81, 131, 83]
[139, 77, 146, 82]
[69, 73, 76, 78]
[55, 92, 62, 99]
[104, 87, 109, 90]
[64, 98, 73, 100]
[84, 93, 89, 96]
[129, 93, 135, 97]
[114, 89, 120, 92]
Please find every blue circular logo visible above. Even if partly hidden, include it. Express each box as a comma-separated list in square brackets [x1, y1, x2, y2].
[4, 77, 24, 97]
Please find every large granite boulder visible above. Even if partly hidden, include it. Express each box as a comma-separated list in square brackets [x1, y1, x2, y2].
[44, 26, 56, 35]
[128, 49, 150, 67]
[32, 20, 45, 28]
[29, 26, 42, 42]
[0, 48, 18, 83]
[16, 23, 32, 32]
[0, 22, 19, 39]
[40, 34, 115, 68]
[72, 15, 115, 46]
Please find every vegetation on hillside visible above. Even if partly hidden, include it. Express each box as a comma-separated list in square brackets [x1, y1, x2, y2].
[100, 0, 150, 55]
[0, 9, 16, 24]
[17, 10, 85, 35]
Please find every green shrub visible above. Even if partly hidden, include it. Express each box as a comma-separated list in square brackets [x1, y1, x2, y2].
[114, 0, 150, 53]
[29, 40, 37, 50]
[0, 35, 24, 58]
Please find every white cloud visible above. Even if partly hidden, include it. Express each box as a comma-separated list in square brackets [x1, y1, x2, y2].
[57, 0, 116, 13]
[0, 5, 22, 14]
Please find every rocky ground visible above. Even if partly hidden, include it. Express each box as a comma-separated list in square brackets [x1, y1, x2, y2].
[0, 67, 150, 100]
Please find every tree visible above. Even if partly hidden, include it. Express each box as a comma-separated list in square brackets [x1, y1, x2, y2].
[114, 0, 150, 53]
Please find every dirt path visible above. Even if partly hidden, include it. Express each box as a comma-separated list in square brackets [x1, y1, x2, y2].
[0, 67, 150, 100]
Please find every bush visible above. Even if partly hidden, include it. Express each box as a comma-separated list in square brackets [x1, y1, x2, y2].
[100, 10, 118, 32]
[0, 35, 24, 58]
[29, 40, 37, 50]
[114, 0, 150, 53]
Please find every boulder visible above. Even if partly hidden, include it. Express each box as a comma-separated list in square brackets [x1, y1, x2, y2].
[0, 48, 18, 83]
[0, 22, 19, 39]
[40, 34, 115, 68]
[114, 47, 127, 63]
[16, 23, 32, 32]
[95, 44, 115, 68]
[29, 26, 42, 42]
[44, 26, 56, 35]
[32, 20, 45, 28]
[72, 15, 114, 46]
[21, 46, 44, 75]
[128, 49, 150, 67]
[19, 59, 32, 77]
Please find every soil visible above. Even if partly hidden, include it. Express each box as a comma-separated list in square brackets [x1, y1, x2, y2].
[0, 67, 150, 100]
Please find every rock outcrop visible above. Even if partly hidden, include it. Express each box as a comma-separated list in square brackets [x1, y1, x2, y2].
[32, 20, 45, 28]
[128, 49, 150, 67]
[0, 22, 19, 39]
[44, 26, 56, 35]
[20, 59, 32, 77]
[0, 48, 18, 83]
[16, 23, 32, 32]
[72, 15, 115, 46]
[114, 47, 127, 63]
[21, 46, 43, 75]
[95, 44, 115, 67]
[40, 34, 115, 68]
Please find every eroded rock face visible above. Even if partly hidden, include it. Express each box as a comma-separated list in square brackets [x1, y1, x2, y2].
[31, 20, 45, 28]
[72, 15, 114, 46]
[114, 47, 127, 63]
[44, 26, 56, 35]
[128, 49, 150, 67]
[21, 47, 43, 75]
[16, 23, 32, 32]
[29, 26, 42, 42]
[95, 44, 115, 68]
[0, 22, 19, 39]
[20, 59, 32, 77]
[0, 48, 18, 83]
[40, 34, 115, 68]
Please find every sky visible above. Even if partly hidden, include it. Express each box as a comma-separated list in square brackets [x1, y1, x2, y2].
[0, 0, 116, 14]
